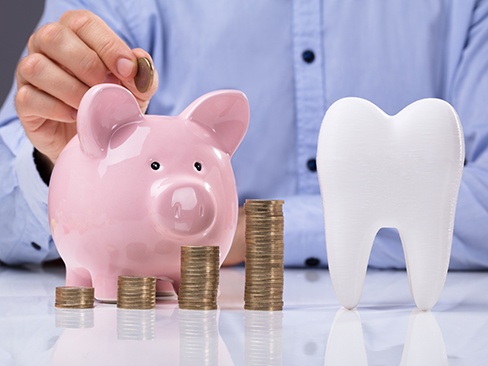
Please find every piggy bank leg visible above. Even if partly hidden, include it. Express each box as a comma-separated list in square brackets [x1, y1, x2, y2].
[65, 266, 93, 288]
[156, 278, 177, 297]
[172, 279, 181, 296]
[92, 273, 118, 303]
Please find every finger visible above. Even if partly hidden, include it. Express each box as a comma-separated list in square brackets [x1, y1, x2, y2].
[25, 114, 77, 164]
[28, 22, 109, 87]
[59, 10, 137, 81]
[17, 53, 89, 109]
[16, 84, 77, 126]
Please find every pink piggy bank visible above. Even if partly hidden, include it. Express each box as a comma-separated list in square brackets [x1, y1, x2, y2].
[48, 83, 249, 301]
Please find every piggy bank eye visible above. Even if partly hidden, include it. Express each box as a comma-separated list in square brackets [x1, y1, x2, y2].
[194, 162, 202, 172]
[151, 161, 161, 170]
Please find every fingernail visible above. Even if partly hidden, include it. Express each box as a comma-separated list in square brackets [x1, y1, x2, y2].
[134, 57, 154, 93]
[71, 109, 78, 121]
[116, 58, 135, 79]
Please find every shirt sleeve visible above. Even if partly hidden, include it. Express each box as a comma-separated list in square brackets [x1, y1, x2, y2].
[0, 0, 146, 264]
[0, 87, 58, 264]
[370, 0, 488, 270]
[445, 0, 488, 269]
[284, 2, 488, 270]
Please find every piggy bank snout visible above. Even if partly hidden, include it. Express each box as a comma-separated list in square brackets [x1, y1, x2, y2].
[157, 183, 215, 235]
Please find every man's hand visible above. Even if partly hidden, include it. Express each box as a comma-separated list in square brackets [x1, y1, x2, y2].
[15, 10, 159, 166]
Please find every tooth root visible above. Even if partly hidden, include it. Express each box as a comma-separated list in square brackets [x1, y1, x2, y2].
[317, 97, 464, 310]
[327, 215, 378, 310]
[399, 221, 451, 311]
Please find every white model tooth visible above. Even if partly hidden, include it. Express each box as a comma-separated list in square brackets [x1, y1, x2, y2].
[317, 98, 464, 310]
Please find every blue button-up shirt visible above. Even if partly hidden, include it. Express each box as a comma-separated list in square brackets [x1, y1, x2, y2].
[1, 0, 488, 268]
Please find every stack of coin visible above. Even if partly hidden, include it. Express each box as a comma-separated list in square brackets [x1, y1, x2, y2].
[117, 276, 156, 309]
[244, 199, 284, 311]
[55, 286, 95, 309]
[179, 246, 220, 310]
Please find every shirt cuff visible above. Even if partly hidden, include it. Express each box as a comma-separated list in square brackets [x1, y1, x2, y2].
[11, 140, 58, 263]
[15, 140, 49, 216]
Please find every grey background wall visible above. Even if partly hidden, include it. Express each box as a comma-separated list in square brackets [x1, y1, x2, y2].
[0, 1, 45, 107]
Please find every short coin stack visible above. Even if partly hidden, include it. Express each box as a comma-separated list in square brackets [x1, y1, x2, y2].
[117, 276, 156, 309]
[55, 286, 95, 309]
[244, 199, 284, 311]
[179, 246, 220, 310]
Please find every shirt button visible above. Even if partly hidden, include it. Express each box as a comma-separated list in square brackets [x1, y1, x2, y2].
[305, 257, 320, 267]
[302, 50, 315, 63]
[31, 242, 41, 251]
[307, 158, 317, 172]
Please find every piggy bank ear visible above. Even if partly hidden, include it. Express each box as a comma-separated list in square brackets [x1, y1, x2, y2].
[77, 83, 144, 158]
[181, 90, 249, 156]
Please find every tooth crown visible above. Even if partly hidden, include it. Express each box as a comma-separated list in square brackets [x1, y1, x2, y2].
[317, 97, 465, 310]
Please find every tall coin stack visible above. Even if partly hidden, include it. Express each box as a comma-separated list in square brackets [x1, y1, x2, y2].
[55, 286, 95, 309]
[117, 276, 157, 309]
[244, 199, 284, 311]
[179, 246, 220, 310]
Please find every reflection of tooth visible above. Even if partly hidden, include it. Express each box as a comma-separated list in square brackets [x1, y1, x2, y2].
[325, 309, 367, 366]
[326, 309, 447, 366]
[317, 98, 464, 310]
[400, 310, 448, 366]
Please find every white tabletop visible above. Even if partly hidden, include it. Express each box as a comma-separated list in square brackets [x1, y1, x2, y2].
[0, 264, 487, 365]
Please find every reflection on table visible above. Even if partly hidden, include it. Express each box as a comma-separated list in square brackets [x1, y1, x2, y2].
[0, 264, 487, 365]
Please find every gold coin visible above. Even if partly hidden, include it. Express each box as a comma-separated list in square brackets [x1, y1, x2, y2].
[244, 199, 285, 311]
[244, 304, 283, 311]
[135, 57, 154, 93]
[179, 245, 220, 310]
[55, 286, 95, 309]
[117, 276, 156, 309]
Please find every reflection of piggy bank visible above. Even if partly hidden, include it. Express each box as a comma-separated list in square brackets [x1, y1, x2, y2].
[48, 84, 249, 301]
